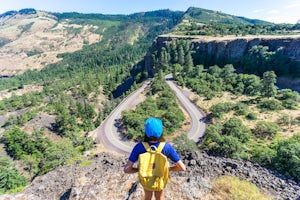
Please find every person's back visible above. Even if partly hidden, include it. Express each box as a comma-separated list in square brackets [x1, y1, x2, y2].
[124, 118, 186, 200]
[138, 142, 169, 192]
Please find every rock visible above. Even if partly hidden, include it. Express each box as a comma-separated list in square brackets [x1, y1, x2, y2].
[1, 151, 299, 200]
[145, 35, 300, 92]
[189, 159, 197, 166]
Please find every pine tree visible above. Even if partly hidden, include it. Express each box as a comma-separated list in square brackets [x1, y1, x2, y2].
[184, 51, 194, 73]
[170, 40, 178, 63]
[178, 45, 185, 65]
[262, 71, 277, 98]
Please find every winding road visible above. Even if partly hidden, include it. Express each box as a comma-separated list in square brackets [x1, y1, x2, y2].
[93, 75, 206, 155]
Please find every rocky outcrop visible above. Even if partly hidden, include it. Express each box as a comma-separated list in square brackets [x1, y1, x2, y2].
[145, 35, 300, 71]
[1, 151, 299, 200]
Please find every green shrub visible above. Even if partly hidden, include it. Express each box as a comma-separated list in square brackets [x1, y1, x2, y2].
[203, 124, 222, 148]
[246, 112, 257, 120]
[42, 141, 81, 174]
[204, 90, 216, 100]
[210, 102, 235, 118]
[234, 103, 248, 116]
[273, 134, 300, 181]
[218, 136, 244, 158]
[0, 168, 27, 194]
[259, 99, 283, 111]
[173, 134, 198, 154]
[26, 49, 43, 57]
[281, 99, 299, 110]
[251, 145, 276, 167]
[223, 117, 251, 143]
[203, 124, 245, 158]
[252, 121, 281, 138]
[2, 127, 32, 159]
[276, 89, 300, 109]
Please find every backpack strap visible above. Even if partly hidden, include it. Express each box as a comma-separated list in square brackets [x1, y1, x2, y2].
[142, 142, 165, 153]
[156, 142, 165, 153]
[142, 142, 151, 152]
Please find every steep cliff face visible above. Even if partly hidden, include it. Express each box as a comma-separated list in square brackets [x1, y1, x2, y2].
[195, 35, 300, 61]
[1, 151, 299, 200]
[145, 35, 300, 71]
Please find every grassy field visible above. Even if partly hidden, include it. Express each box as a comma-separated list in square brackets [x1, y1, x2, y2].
[190, 91, 300, 137]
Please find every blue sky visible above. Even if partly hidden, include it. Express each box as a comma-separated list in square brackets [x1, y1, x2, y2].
[0, 0, 299, 24]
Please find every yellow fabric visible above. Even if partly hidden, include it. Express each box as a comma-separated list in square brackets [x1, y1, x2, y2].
[138, 142, 169, 191]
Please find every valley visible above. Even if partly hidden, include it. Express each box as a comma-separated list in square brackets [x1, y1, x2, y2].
[0, 6, 299, 199]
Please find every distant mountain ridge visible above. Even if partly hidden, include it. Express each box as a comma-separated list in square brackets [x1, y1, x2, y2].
[0, 8, 37, 18]
[0, 6, 299, 77]
[183, 7, 273, 25]
[0, 7, 274, 25]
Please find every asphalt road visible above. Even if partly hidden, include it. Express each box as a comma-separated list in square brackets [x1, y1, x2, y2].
[95, 76, 206, 155]
[165, 74, 206, 142]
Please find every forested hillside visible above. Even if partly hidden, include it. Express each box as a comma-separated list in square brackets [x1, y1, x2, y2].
[172, 7, 300, 36]
[0, 9, 184, 194]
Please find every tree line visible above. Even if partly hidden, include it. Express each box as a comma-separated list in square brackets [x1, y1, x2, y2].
[151, 39, 300, 79]
[1, 127, 81, 183]
[175, 22, 300, 37]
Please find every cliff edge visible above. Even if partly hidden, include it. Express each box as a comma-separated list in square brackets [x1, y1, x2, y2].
[145, 35, 300, 69]
[1, 151, 299, 200]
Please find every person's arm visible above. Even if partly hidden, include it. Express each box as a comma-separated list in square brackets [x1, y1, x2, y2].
[169, 160, 186, 172]
[124, 160, 138, 174]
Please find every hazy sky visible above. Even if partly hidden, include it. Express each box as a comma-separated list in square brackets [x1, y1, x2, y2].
[0, 0, 299, 24]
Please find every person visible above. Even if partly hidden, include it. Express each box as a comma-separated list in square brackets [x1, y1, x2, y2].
[124, 117, 186, 200]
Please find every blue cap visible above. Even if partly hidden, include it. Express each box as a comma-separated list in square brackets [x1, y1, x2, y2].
[145, 118, 163, 138]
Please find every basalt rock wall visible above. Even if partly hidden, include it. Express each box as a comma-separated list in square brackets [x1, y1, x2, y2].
[145, 35, 300, 71]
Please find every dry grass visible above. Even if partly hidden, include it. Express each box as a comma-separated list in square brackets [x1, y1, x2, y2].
[191, 91, 254, 113]
[203, 176, 273, 200]
[190, 91, 300, 137]
[0, 85, 43, 101]
[0, 11, 101, 76]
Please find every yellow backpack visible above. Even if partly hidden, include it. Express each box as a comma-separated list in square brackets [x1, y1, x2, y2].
[138, 142, 169, 191]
